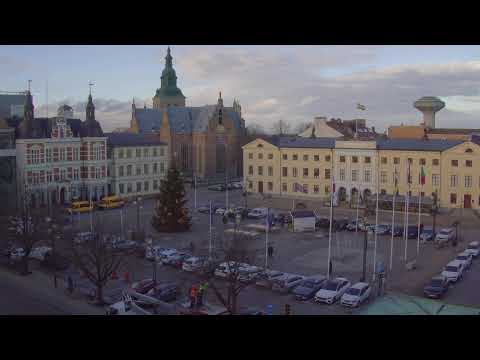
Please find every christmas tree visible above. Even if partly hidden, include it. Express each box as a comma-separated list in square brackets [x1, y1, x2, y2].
[151, 163, 191, 232]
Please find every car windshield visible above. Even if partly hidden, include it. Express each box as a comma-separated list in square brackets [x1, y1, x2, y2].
[302, 281, 315, 288]
[346, 287, 361, 296]
[456, 256, 467, 260]
[325, 281, 339, 291]
[430, 279, 444, 287]
[423, 230, 433, 234]
[445, 266, 458, 272]
[440, 230, 449, 235]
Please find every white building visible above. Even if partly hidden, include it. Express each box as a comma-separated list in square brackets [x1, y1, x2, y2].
[106, 133, 169, 198]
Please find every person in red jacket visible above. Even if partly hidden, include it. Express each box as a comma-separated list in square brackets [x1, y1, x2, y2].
[189, 284, 198, 308]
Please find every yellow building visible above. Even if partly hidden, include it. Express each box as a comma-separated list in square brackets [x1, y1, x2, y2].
[243, 136, 480, 209]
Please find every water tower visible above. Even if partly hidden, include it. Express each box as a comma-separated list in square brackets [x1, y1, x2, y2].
[414, 96, 445, 129]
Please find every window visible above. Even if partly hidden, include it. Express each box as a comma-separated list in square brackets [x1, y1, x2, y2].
[293, 154, 298, 161]
[325, 169, 331, 180]
[144, 148, 149, 157]
[248, 181, 253, 189]
[293, 168, 298, 177]
[153, 180, 159, 190]
[303, 184, 308, 193]
[303, 154, 309, 161]
[136, 149, 141, 158]
[381, 189, 387, 195]
[258, 153, 263, 159]
[339, 168, 345, 181]
[46, 148, 52, 163]
[450, 193, 457, 204]
[364, 169, 371, 183]
[314, 168, 319, 179]
[339, 156, 346, 163]
[381, 157, 387, 164]
[268, 166, 273, 176]
[282, 183, 287, 192]
[314, 185, 319, 194]
[127, 183, 132, 193]
[94, 146, 101, 161]
[364, 156, 371, 164]
[258, 166, 263, 176]
[268, 153, 273, 160]
[352, 156, 358, 163]
[419, 158, 426, 166]
[268, 182, 273, 191]
[282, 154, 288, 160]
[380, 171, 387, 183]
[282, 167, 288, 177]
[394, 157, 400, 165]
[31, 148, 41, 164]
[432, 159, 439, 166]
[126, 149, 132, 158]
[153, 163, 158, 174]
[136, 165, 141, 176]
[466, 148, 473, 153]
[153, 148, 158, 157]
[466, 160, 473, 167]
[59, 148, 66, 161]
[325, 155, 331, 162]
[248, 166, 253, 175]
[143, 164, 149, 175]
[408, 158, 413, 164]
[127, 165, 132, 176]
[136, 182, 142, 192]
[465, 175, 472, 188]
[160, 148, 165, 156]
[60, 168, 66, 180]
[95, 167, 101, 179]
[160, 162, 165, 173]
[144, 181, 149, 192]
[73, 169, 79, 181]
[119, 166, 124, 177]
[432, 174, 440, 187]
[303, 168, 309, 177]
[314, 155, 320, 161]
[47, 171, 53, 182]
[119, 149, 124, 159]
[292, 183, 298, 192]
[325, 185, 330, 195]
[119, 184, 125, 194]
[351, 170, 358, 182]
[450, 175, 457, 187]
[451, 160, 458, 167]
[73, 148, 79, 161]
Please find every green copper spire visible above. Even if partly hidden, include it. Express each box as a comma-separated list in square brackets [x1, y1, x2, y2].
[157, 47, 185, 98]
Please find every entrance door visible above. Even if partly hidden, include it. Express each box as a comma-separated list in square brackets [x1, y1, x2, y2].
[464, 194, 472, 208]
[258, 181, 263, 193]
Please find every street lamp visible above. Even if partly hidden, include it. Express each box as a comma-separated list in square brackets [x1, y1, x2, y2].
[133, 196, 143, 241]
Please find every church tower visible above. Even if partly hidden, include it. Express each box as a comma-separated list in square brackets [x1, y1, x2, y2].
[153, 47, 186, 109]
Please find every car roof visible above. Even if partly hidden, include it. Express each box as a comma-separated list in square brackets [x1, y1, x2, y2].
[469, 241, 479, 246]
[446, 260, 463, 266]
[351, 282, 369, 289]
[457, 251, 470, 256]
[431, 276, 445, 281]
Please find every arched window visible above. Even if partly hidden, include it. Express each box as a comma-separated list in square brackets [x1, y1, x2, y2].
[465, 148, 473, 153]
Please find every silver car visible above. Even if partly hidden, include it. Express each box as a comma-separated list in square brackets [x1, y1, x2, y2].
[271, 274, 305, 293]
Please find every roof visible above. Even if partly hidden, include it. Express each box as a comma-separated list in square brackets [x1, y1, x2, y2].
[298, 117, 344, 138]
[273, 136, 336, 149]
[291, 210, 316, 218]
[358, 293, 480, 315]
[105, 132, 166, 147]
[429, 128, 480, 135]
[134, 105, 243, 134]
[16, 117, 98, 139]
[377, 138, 463, 152]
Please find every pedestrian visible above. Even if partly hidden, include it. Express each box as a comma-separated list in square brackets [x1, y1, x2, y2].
[189, 241, 195, 254]
[67, 275, 74, 294]
[329, 260, 333, 277]
[54, 273, 58, 288]
[268, 245, 274, 258]
[189, 284, 198, 309]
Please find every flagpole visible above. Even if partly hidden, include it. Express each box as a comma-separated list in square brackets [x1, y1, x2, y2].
[356, 191, 360, 233]
[194, 174, 197, 211]
[89, 184, 93, 233]
[265, 207, 269, 270]
[209, 200, 212, 259]
[405, 191, 410, 261]
[417, 187, 422, 256]
[327, 175, 334, 279]
[373, 160, 379, 281]
[390, 166, 397, 272]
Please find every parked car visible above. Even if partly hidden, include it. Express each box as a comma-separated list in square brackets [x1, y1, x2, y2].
[455, 251, 473, 269]
[275, 213, 292, 224]
[247, 208, 268, 219]
[314, 277, 351, 304]
[182, 256, 206, 272]
[156, 248, 178, 263]
[146, 283, 179, 302]
[231, 182, 243, 190]
[111, 239, 137, 251]
[271, 273, 305, 293]
[316, 217, 330, 229]
[435, 228, 455, 243]
[407, 226, 419, 239]
[164, 252, 191, 268]
[464, 241, 480, 258]
[292, 276, 327, 301]
[73, 231, 96, 244]
[388, 226, 403, 237]
[346, 220, 362, 231]
[255, 270, 285, 288]
[146, 246, 168, 261]
[10, 246, 52, 262]
[441, 260, 465, 283]
[420, 227, 435, 241]
[423, 276, 449, 299]
[197, 205, 219, 214]
[335, 219, 349, 231]
[238, 265, 262, 283]
[130, 279, 156, 294]
[208, 184, 226, 191]
[369, 224, 390, 235]
[214, 261, 242, 278]
[340, 282, 372, 307]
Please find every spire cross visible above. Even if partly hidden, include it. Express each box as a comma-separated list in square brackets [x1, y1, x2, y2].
[88, 82, 94, 95]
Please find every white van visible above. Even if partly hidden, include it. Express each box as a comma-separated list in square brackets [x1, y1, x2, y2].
[441, 260, 464, 283]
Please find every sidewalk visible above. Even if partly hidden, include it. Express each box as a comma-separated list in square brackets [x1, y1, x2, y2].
[0, 266, 104, 315]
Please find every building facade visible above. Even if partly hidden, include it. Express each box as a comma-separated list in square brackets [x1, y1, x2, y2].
[243, 136, 480, 209]
[129, 48, 246, 179]
[0, 121, 17, 215]
[106, 132, 169, 199]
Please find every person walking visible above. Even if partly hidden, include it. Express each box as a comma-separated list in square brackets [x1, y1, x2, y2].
[189, 284, 198, 309]
[268, 245, 274, 258]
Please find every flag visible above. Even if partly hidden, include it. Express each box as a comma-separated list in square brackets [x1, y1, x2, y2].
[420, 166, 426, 186]
[332, 176, 336, 195]
[407, 160, 412, 185]
[394, 167, 399, 194]
[357, 103, 366, 111]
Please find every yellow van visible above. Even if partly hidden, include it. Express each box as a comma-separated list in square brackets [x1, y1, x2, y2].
[68, 201, 93, 214]
[97, 196, 125, 210]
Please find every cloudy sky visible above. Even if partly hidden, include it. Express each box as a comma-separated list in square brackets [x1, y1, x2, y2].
[2, 45, 480, 132]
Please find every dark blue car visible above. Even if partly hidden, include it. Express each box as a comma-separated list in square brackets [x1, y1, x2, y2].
[423, 276, 449, 299]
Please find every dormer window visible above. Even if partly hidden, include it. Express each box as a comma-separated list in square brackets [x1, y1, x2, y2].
[466, 148, 473, 153]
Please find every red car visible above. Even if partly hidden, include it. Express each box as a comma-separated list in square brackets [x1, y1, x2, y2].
[130, 279, 156, 294]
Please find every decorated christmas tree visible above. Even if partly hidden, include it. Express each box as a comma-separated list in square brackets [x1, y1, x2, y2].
[151, 163, 191, 232]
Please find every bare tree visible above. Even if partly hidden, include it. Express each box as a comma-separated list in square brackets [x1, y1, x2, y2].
[202, 231, 261, 315]
[69, 230, 129, 305]
[271, 119, 291, 136]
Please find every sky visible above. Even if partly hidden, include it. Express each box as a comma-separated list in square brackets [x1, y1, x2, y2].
[2, 45, 480, 133]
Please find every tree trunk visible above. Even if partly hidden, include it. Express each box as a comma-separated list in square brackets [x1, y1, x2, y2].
[96, 284, 104, 305]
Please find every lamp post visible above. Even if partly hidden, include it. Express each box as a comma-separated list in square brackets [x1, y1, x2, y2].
[431, 190, 439, 237]
[360, 199, 370, 283]
[133, 196, 143, 241]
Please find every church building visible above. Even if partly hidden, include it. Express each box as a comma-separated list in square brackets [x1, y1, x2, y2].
[129, 47, 246, 179]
